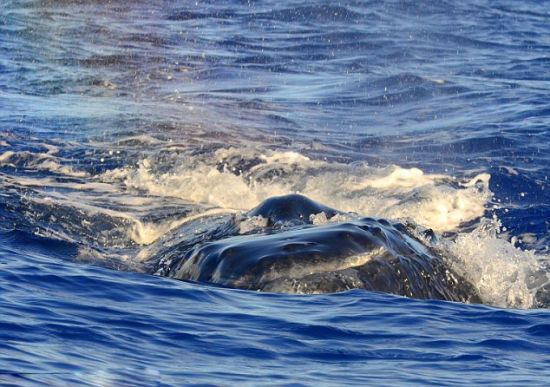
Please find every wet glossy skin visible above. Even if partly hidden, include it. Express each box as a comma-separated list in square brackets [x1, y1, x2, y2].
[161, 194, 481, 303]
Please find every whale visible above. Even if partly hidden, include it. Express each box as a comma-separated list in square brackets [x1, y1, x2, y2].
[247, 193, 341, 226]
[152, 194, 481, 303]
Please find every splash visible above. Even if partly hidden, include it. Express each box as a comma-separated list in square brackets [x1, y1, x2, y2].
[440, 217, 548, 309]
[102, 148, 491, 233]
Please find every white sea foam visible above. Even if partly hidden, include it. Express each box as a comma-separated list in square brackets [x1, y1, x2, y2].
[103, 148, 491, 232]
[440, 218, 547, 309]
[34, 159, 89, 177]
[0, 150, 88, 177]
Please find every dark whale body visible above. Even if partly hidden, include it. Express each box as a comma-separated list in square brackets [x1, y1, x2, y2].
[155, 194, 481, 303]
[248, 193, 340, 226]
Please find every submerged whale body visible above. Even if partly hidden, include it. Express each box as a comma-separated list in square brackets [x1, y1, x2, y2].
[156, 194, 481, 303]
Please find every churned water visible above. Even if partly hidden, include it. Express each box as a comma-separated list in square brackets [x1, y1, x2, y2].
[1, 0, 549, 385]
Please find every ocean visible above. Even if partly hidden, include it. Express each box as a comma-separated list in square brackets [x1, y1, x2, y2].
[1, 0, 549, 385]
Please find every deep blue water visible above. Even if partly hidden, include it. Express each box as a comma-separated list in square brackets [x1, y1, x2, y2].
[1, 0, 550, 385]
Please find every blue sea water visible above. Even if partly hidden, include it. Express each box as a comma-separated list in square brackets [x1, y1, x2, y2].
[1, 0, 550, 385]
